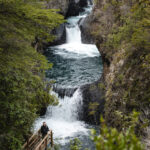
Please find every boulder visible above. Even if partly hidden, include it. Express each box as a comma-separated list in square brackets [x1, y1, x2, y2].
[49, 23, 66, 46]
[79, 13, 95, 44]
[80, 77, 105, 125]
[79, 0, 88, 8]
[66, 0, 88, 17]
[53, 86, 77, 98]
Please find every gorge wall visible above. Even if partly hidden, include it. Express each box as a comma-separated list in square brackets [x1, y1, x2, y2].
[82, 0, 150, 144]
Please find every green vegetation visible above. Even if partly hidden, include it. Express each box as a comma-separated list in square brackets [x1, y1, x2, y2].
[0, 0, 149, 149]
[70, 138, 82, 150]
[91, 115, 144, 150]
[0, 0, 64, 149]
[92, 0, 150, 132]
[69, 113, 144, 150]
[85, 0, 150, 148]
[89, 102, 99, 115]
[104, 0, 150, 57]
[48, 143, 60, 150]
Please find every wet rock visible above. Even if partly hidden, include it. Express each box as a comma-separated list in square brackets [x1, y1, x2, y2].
[88, 0, 93, 5]
[66, 0, 88, 17]
[49, 23, 66, 46]
[45, 0, 88, 17]
[79, 0, 88, 8]
[66, 1, 82, 17]
[53, 86, 77, 98]
[80, 77, 105, 125]
[79, 14, 95, 44]
[38, 107, 47, 116]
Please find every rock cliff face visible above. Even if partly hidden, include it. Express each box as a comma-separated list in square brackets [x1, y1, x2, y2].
[46, 0, 88, 16]
[49, 23, 66, 46]
[79, 16, 95, 44]
[80, 78, 105, 125]
[83, 0, 150, 145]
[45, 0, 69, 16]
[66, 0, 88, 17]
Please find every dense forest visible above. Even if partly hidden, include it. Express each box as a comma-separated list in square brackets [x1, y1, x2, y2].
[0, 0, 150, 150]
[0, 0, 64, 149]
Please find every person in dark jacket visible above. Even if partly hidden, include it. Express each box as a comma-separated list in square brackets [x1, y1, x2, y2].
[41, 122, 49, 138]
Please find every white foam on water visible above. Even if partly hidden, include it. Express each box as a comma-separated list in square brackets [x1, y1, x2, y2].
[34, 89, 89, 144]
[67, 16, 84, 25]
[34, 119, 88, 144]
[66, 25, 82, 44]
[52, 43, 100, 59]
[52, 4, 100, 59]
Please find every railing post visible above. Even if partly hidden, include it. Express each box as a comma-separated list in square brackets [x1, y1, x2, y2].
[45, 136, 47, 149]
[39, 145, 41, 150]
[51, 130, 54, 147]
[27, 139, 29, 150]
[38, 129, 41, 139]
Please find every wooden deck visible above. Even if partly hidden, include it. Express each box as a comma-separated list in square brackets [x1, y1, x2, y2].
[22, 129, 53, 150]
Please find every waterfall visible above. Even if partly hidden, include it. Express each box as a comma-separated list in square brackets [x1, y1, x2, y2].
[34, 1, 102, 148]
[48, 89, 82, 122]
[34, 89, 88, 143]
[66, 25, 82, 44]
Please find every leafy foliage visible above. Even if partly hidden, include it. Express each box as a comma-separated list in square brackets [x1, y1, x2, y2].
[91, 115, 144, 150]
[0, 0, 64, 149]
[92, 0, 150, 134]
[68, 113, 144, 150]
[70, 138, 82, 150]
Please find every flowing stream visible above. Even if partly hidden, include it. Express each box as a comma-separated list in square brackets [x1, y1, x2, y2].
[34, 1, 102, 149]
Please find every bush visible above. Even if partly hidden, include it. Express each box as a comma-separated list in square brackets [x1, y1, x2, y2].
[91, 116, 144, 150]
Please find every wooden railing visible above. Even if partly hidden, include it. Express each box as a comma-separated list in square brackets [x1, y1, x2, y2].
[22, 129, 53, 150]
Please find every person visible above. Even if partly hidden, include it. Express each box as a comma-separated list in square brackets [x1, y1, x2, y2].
[41, 122, 49, 138]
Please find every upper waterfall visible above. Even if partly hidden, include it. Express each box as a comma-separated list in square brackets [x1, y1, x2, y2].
[66, 25, 82, 44]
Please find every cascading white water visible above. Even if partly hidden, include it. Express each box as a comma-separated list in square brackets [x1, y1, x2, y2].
[34, 89, 88, 144]
[34, 2, 101, 149]
[51, 3, 100, 59]
[66, 25, 82, 43]
[48, 89, 82, 122]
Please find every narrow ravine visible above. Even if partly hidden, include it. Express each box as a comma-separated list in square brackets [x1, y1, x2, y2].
[34, 1, 102, 149]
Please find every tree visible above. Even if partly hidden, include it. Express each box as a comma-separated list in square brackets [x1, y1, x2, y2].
[0, 0, 64, 149]
[91, 115, 144, 150]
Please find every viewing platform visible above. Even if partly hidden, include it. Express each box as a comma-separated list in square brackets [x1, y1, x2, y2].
[22, 129, 54, 150]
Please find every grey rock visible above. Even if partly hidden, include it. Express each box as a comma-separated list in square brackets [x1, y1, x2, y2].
[80, 77, 105, 125]
[79, 14, 95, 44]
[50, 23, 66, 46]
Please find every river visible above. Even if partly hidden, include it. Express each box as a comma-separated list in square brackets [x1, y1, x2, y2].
[34, 1, 102, 149]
